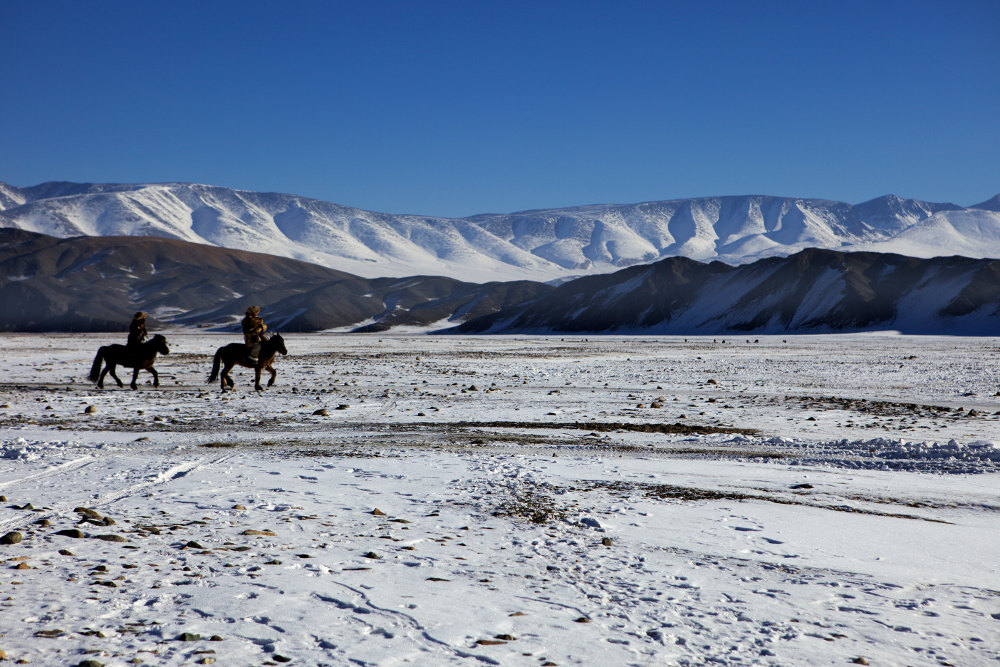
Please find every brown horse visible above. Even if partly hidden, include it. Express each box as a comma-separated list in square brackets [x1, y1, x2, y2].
[89, 334, 170, 389]
[208, 333, 287, 391]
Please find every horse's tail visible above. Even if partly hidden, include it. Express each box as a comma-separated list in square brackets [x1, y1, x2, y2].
[208, 348, 222, 383]
[88, 347, 105, 383]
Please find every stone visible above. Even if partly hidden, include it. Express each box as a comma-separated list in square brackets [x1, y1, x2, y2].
[363, 551, 381, 559]
[177, 632, 201, 641]
[312, 408, 329, 416]
[601, 537, 613, 547]
[335, 404, 349, 410]
[84, 405, 98, 414]
[55, 529, 85, 539]
[232, 504, 247, 510]
[58, 549, 73, 556]
[574, 617, 591, 623]
[371, 508, 386, 516]
[240, 529, 275, 536]
[92, 534, 128, 542]
[273, 656, 291, 663]
[0, 532, 23, 545]
[76, 661, 104, 667]
[185, 541, 205, 549]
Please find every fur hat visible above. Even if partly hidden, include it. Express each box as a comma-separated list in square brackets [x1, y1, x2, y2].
[133, 311, 146, 320]
[246, 305, 260, 315]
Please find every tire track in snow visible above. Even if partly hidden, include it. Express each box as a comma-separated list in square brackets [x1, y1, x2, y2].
[314, 581, 501, 665]
[0, 453, 234, 533]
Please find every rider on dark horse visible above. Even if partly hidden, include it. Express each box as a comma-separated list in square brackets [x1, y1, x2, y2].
[127, 311, 147, 362]
[241, 305, 268, 364]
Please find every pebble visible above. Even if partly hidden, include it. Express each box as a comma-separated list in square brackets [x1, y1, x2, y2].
[601, 537, 613, 547]
[84, 405, 97, 414]
[232, 504, 247, 510]
[312, 408, 328, 416]
[241, 530, 275, 536]
[335, 404, 350, 410]
[92, 534, 128, 542]
[371, 508, 386, 516]
[177, 632, 201, 641]
[0, 532, 23, 545]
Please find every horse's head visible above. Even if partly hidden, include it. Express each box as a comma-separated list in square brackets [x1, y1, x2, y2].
[270, 333, 288, 356]
[152, 334, 170, 355]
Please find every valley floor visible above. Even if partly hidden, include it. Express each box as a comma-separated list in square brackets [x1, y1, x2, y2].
[0, 333, 998, 666]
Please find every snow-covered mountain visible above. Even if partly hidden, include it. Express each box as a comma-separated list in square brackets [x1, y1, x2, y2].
[1, 181, 998, 282]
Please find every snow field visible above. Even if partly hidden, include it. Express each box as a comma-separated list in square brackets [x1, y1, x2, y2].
[0, 333, 997, 665]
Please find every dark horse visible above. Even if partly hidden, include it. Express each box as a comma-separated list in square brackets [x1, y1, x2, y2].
[89, 334, 170, 389]
[208, 333, 287, 392]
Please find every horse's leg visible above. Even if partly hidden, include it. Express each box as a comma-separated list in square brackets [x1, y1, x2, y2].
[267, 363, 277, 387]
[97, 363, 107, 389]
[107, 364, 124, 387]
[149, 365, 160, 388]
[221, 362, 233, 391]
[130, 367, 140, 390]
[254, 365, 263, 392]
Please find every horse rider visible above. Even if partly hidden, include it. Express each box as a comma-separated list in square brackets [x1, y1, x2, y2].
[242, 305, 268, 364]
[127, 311, 147, 360]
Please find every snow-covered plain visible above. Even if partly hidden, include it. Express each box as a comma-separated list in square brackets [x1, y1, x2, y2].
[0, 333, 998, 666]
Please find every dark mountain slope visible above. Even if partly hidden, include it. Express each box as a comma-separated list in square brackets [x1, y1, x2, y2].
[450, 249, 1000, 335]
[0, 230, 551, 332]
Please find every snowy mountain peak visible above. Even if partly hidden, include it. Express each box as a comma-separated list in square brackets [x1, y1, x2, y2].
[0, 181, 998, 281]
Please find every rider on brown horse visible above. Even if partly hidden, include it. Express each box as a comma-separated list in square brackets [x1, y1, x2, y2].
[127, 311, 147, 362]
[241, 306, 268, 364]
[128, 312, 147, 347]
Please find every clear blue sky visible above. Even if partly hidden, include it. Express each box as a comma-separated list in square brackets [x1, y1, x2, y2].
[3, 0, 998, 216]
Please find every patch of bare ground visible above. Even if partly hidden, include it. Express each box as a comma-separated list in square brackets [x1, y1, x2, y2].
[784, 395, 998, 419]
[492, 490, 575, 525]
[426, 420, 758, 436]
[587, 481, 951, 523]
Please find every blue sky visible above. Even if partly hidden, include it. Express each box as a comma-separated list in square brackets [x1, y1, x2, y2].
[3, 0, 998, 216]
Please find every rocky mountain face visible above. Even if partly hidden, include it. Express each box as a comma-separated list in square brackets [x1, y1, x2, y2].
[450, 248, 1000, 335]
[2, 181, 998, 282]
[0, 229, 551, 332]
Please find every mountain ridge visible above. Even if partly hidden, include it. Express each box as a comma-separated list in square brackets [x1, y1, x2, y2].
[2, 228, 998, 335]
[2, 181, 998, 282]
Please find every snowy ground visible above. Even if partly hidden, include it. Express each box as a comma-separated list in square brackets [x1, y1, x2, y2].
[0, 333, 998, 666]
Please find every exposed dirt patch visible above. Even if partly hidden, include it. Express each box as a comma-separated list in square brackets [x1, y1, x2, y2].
[426, 420, 758, 436]
[784, 395, 991, 420]
[587, 480, 951, 523]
